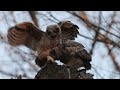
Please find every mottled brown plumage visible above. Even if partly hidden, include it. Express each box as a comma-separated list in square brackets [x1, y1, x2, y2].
[49, 41, 92, 70]
[58, 21, 79, 42]
[7, 21, 80, 67]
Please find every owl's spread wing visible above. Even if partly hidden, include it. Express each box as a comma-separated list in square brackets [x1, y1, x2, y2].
[7, 22, 45, 51]
[58, 21, 79, 41]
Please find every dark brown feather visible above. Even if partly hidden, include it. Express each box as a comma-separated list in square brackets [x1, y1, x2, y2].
[49, 41, 92, 70]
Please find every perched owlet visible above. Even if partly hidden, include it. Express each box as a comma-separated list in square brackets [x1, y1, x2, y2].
[49, 40, 92, 70]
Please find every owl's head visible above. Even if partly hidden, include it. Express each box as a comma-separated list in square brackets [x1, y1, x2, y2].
[46, 24, 61, 39]
[49, 47, 61, 60]
[49, 44, 66, 60]
[49, 44, 70, 64]
[58, 21, 79, 29]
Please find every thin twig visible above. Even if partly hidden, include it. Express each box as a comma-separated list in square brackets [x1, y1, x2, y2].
[28, 11, 39, 27]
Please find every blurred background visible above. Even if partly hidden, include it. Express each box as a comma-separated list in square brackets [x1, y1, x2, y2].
[0, 11, 120, 79]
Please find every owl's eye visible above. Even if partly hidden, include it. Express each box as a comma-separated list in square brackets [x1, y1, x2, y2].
[58, 22, 62, 25]
[66, 21, 71, 23]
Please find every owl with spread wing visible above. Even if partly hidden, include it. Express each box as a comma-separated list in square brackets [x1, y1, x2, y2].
[7, 21, 79, 67]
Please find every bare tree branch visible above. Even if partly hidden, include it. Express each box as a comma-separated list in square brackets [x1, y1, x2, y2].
[28, 11, 39, 27]
[68, 11, 120, 39]
[68, 11, 120, 49]
[90, 11, 102, 55]
[104, 11, 120, 72]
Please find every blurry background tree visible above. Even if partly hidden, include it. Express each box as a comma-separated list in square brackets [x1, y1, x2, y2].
[0, 11, 120, 79]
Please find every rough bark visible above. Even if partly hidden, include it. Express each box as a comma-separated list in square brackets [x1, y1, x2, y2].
[34, 61, 94, 79]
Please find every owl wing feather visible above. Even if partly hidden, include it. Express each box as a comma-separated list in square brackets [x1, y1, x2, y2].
[58, 21, 80, 42]
[61, 41, 91, 62]
[7, 22, 45, 51]
[50, 41, 92, 70]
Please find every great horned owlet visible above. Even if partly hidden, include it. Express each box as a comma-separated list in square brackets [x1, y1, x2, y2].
[7, 21, 80, 67]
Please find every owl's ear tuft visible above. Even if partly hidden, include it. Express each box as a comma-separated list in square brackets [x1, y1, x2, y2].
[58, 22, 62, 26]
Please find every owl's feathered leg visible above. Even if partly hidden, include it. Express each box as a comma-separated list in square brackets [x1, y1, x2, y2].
[47, 56, 55, 62]
[35, 56, 55, 68]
